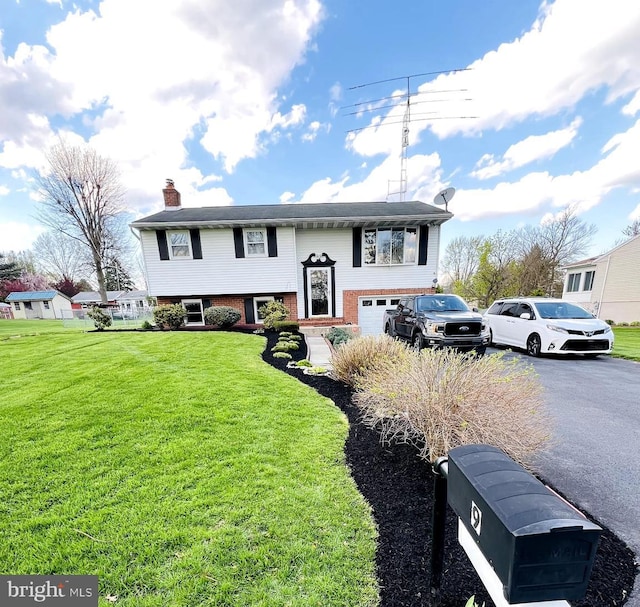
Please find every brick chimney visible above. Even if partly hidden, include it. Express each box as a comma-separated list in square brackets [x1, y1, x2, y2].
[163, 179, 181, 210]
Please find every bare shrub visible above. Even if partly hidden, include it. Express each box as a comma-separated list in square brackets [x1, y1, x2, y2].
[330, 334, 412, 387]
[353, 349, 549, 468]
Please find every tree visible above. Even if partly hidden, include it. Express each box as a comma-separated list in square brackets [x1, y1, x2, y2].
[104, 257, 136, 291]
[52, 277, 93, 298]
[622, 218, 640, 238]
[468, 233, 519, 307]
[32, 231, 93, 283]
[0, 254, 20, 282]
[441, 235, 484, 293]
[0, 273, 51, 301]
[36, 140, 126, 303]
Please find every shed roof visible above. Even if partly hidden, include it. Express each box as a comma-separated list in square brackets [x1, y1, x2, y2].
[71, 291, 125, 303]
[6, 290, 67, 302]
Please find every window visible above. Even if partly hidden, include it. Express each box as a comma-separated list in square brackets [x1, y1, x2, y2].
[244, 229, 267, 257]
[43, 301, 50, 310]
[363, 228, 417, 265]
[14, 302, 20, 310]
[583, 271, 595, 291]
[500, 302, 520, 317]
[168, 230, 191, 258]
[567, 272, 581, 292]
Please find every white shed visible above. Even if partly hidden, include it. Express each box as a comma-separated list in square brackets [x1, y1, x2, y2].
[6, 290, 73, 320]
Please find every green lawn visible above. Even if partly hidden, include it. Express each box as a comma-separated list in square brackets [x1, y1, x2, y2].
[0, 328, 378, 606]
[612, 327, 640, 361]
[0, 318, 80, 336]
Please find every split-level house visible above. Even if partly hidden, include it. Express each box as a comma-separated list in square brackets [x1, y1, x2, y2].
[131, 182, 453, 334]
[561, 234, 640, 323]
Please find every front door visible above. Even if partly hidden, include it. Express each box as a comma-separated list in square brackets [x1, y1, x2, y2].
[308, 268, 331, 317]
[182, 299, 203, 325]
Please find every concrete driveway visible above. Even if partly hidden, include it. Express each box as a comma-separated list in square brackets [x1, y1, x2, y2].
[487, 347, 640, 606]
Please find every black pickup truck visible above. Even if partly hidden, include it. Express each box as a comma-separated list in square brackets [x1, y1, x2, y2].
[382, 294, 489, 354]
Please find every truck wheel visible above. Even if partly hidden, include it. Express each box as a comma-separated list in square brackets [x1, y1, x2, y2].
[411, 333, 423, 351]
[385, 323, 395, 337]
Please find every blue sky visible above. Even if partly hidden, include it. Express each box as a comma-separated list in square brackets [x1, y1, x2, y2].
[1, 0, 639, 265]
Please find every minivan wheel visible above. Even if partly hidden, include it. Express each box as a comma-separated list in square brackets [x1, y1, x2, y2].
[526, 334, 542, 357]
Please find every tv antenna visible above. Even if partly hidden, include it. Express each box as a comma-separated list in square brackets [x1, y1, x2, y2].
[345, 69, 474, 202]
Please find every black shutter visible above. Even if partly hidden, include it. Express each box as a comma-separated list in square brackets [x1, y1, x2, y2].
[233, 228, 245, 258]
[267, 227, 278, 257]
[352, 228, 362, 267]
[202, 298, 211, 310]
[156, 230, 169, 260]
[418, 225, 429, 266]
[190, 229, 202, 259]
[244, 298, 255, 324]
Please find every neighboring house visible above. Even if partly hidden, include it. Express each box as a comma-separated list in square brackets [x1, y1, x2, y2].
[115, 290, 152, 318]
[0, 302, 13, 319]
[71, 290, 125, 308]
[561, 234, 640, 323]
[6, 290, 72, 320]
[71, 290, 151, 318]
[130, 181, 452, 335]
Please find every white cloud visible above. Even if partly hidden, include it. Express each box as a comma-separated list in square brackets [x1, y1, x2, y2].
[280, 191, 295, 203]
[0, 221, 45, 251]
[622, 91, 640, 116]
[471, 118, 582, 179]
[0, 185, 9, 196]
[630, 204, 640, 221]
[301, 120, 329, 142]
[297, 152, 442, 203]
[347, 0, 640, 154]
[0, 0, 324, 207]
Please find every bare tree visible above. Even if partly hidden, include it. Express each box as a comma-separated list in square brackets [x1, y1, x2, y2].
[441, 235, 484, 284]
[36, 140, 125, 303]
[622, 218, 640, 238]
[32, 231, 93, 283]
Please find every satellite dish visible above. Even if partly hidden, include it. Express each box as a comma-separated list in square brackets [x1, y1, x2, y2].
[433, 187, 456, 211]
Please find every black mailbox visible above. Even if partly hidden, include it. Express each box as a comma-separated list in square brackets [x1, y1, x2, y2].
[447, 444, 601, 604]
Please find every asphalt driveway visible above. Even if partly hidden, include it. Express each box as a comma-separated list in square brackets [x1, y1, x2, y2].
[488, 347, 640, 606]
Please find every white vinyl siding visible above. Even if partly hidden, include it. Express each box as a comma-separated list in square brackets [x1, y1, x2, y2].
[142, 227, 297, 296]
[295, 226, 440, 319]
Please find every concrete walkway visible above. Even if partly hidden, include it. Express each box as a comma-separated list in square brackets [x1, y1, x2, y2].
[305, 335, 333, 369]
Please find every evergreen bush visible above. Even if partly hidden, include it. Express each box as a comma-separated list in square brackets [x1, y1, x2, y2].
[204, 306, 241, 328]
[87, 306, 112, 331]
[153, 304, 186, 330]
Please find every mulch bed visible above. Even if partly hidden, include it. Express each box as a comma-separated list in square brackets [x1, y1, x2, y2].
[261, 330, 638, 607]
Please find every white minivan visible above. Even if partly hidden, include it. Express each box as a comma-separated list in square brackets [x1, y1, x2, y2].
[483, 297, 613, 357]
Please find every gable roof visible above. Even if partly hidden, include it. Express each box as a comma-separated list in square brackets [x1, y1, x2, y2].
[130, 200, 452, 230]
[6, 290, 68, 302]
[71, 291, 125, 303]
[562, 234, 640, 269]
[116, 290, 148, 301]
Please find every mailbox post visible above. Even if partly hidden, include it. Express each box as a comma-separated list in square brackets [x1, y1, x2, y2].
[446, 444, 602, 604]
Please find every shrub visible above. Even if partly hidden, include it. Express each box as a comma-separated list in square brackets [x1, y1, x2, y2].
[279, 331, 293, 337]
[295, 359, 313, 367]
[273, 320, 299, 332]
[273, 351, 292, 359]
[259, 301, 289, 329]
[630, 321, 640, 327]
[287, 334, 302, 341]
[153, 304, 186, 330]
[325, 327, 353, 347]
[331, 334, 412, 387]
[274, 340, 299, 351]
[204, 306, 241, 328]
[141, 320, 153, 330]
[87, 306, 112, 331]
[304, 366, 328, 375]
[353, 349, 549, 468]
[618, 321, 630, 327]
[605, 319, 615, 326]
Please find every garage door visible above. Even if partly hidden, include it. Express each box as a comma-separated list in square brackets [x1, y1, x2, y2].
[358, 296, 402, 336]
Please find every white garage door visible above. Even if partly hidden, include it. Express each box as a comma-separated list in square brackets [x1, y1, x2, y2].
[358, 296, 403, 336]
